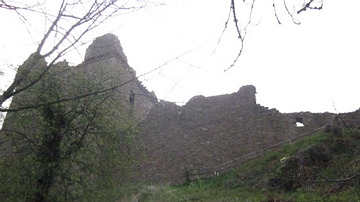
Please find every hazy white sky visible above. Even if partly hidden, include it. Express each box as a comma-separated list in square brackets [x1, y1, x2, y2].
[113, 0, 360, 113]
[1, 0, 359, 113]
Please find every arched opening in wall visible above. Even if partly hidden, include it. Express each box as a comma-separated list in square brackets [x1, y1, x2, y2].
[295, 117, 304, 127]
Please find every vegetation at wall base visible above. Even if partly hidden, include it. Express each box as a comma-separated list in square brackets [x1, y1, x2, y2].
[0, 61, 139, 202]
[130, 128, 360, 202]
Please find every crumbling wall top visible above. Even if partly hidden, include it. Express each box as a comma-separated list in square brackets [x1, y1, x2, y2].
[84, 33, 128, 63]
[237, 85, 256, 104]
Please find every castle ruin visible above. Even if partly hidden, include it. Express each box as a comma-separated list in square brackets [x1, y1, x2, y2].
[2, 33, 360, 185]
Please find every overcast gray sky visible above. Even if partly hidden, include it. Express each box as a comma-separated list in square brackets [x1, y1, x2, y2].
[1, 0, 359, 114]
[111, 0, 360, 113]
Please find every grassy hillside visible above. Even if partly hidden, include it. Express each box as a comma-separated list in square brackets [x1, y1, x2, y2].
[127, 128, 360, 202]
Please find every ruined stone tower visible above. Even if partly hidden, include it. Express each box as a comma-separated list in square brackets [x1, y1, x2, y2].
[0, 34, 158, 161]
[78, 33, 157, 120]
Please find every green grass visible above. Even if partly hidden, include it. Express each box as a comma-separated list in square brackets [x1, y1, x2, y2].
[120, 130, 360, 202]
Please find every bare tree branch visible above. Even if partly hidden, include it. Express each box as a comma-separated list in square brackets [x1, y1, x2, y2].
[220, 0, 324, 69]
[231, 0, 243, 41]
[36, 0, 66, 55]
[298, 0, 323, 14]
[0, 53, 44, 106]
[284, 0, 301, 25]
[0, 1, 143, 108]
[225, 0, 256, 71]
[273, 0, 282, 24]
[0, 0, 43, 12]
[210, 6, 232, 56]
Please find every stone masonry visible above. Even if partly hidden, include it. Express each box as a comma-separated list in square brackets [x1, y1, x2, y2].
[78, 33, 157, 121]
[2, 33, 360, 186]
[136, 85, 336, 184]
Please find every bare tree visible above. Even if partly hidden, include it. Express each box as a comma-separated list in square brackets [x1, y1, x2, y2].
[221, 0, 323, 70]
[0, 0, 146, 110]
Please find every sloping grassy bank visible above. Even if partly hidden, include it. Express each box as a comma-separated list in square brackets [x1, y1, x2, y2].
[132, 128, 360, 202]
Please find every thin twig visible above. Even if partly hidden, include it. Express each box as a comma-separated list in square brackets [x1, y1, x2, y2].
[273, 0, 281, 24]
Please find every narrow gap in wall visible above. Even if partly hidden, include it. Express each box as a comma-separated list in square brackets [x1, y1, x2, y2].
[129, 90, 135, 104]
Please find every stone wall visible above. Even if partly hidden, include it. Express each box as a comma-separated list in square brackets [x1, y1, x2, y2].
[137, 85, 335, 185]
[336, 109, 360, 129]
[1, 33, 358, 186]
